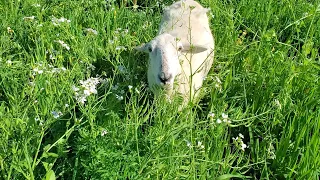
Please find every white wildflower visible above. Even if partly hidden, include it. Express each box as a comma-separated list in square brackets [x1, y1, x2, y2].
[101, 129, 108, 136]
[241, 142, 247, 151]
[115, 94, 123, 101]
[223, 119, 231, 124]
[239, 133, 244, 139]
[232, 134, 247, 151]
[80, 78, 100, 93]
[49, 54, 56, 60]
[216, 119, 222, 124]
[115, 46, 126, 51]
[208, 112, 215, 118]
[58, 17, 71, 23]
[84, 28, 98, 35]
[72, 85, 80, 92]
[29, 82, 35, 86]
[222, 113, 228, 119]
[52, 16, 71, 26]
[222, 113, 231, 124]
[65, 104, 69, 107]
[75, 94, 87, 104]
[6, 60, 12, 65]
[186, 140, 192, 148]
[55, 40, 70, 50]
[51, 68, 60, 73]
[51, 111, 62, 119]
[197, 141, 205, 149]
[128, 85, 133, 90]
[74, 78, 100, 104]
[33, 67, 43, 74]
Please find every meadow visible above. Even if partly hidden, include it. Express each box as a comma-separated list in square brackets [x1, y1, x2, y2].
[0, 0, 319, 179]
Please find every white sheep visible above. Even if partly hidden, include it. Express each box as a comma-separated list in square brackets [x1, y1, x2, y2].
[136, 0, 214, 104]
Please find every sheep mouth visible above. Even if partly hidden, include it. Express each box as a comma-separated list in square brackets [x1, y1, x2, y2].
[158, 73, 173, 85]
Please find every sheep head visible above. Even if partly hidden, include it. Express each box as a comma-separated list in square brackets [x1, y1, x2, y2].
[136, 33, 209, 96]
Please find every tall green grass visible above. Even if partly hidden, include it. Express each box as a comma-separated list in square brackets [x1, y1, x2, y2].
[0, 0, 319, 179]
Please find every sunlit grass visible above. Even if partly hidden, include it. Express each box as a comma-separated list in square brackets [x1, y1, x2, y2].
[0, 0, 319, 179]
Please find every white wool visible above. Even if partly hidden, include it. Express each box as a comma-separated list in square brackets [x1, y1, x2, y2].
[136, 0, 214, 104]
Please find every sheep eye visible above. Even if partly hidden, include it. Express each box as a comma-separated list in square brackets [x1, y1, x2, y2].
[148, 47, 152, 52]
[178, 46, 183, 51]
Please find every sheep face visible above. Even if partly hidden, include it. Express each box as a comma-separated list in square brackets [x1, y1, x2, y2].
[136, 33, 183, 94]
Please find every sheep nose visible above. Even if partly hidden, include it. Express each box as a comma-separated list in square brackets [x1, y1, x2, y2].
[159, 72, 172, 84]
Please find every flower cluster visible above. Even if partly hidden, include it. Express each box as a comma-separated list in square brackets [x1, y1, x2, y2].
[185, 140, 205, 151]
[73, 77, 100, 104]
[232, 133, 248, 151]
[197, 141, 205, 149]
[84, 28, 98, 35]
[101, 129, 108, 136]
[114, 28, 129, 37]
[109, 28, 130, 51]
[55, 40, 70, 50]
[115, 46, 127, 51]
[52, 16, 71, 26]
[208, 112, 231, 125]
[32, 63, 67, 76]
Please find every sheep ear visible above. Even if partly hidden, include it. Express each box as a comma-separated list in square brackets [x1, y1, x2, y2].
[135, 43, 149, 53]
[181, 44, 208, 53]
